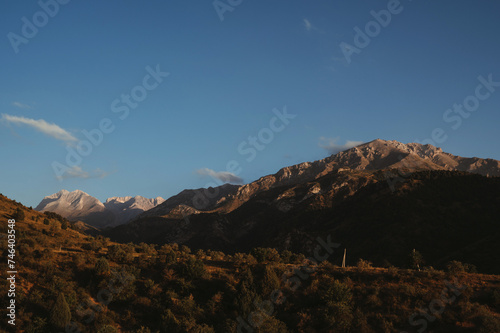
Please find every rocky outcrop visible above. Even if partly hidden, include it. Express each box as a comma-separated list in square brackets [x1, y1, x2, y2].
[137, 184, 240, 218]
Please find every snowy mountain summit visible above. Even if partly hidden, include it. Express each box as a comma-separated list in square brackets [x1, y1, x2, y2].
[35, 190, 165, 228]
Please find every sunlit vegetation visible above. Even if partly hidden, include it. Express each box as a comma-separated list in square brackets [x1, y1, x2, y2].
[0, 193, 499, 332]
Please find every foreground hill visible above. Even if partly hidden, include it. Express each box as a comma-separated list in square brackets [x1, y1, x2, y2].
[1, 192, 499, 332]
[35, 190, 165, 228]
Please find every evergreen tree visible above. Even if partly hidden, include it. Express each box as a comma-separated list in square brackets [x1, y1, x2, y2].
[240, 267, 254, 287]
[260, 266, 280, 297]
[25, 316, 48, 333]
[49, 292, 71, 330]
[13, 208, 25, 221]
[235, 280, 257, 316]
[178, 257, 206, 279]
[321, 280, 354, 331]
[97, 325, 119, 333]
[161, 309, 181, 333]
[409, 249, 424, 271]
[61, 220, 69, 230]
[255, 314, 289, 333]
[235, 268, 258, 316]
[94, 257, 110, 276]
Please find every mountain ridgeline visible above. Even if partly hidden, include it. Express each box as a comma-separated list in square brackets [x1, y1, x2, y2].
[35, 190, 164, 228]
[101, 139, 500, 274]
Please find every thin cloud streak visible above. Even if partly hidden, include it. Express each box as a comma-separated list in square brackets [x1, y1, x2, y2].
[319, 137, 364, 155]
[303, 18, 323, 33]
[58, 166, 109, 180]
[303, 19, 313, 31]
[1, 114, 77, 143]
[197, 168, 244, 184]
[11, 102, 32, 109]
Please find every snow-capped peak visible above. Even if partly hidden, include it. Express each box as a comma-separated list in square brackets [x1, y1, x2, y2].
[35, 190, 166, 228]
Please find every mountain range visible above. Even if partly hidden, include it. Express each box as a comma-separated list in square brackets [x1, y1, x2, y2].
[2, 182, 499, 332]
[35, 189, 164, 227]
[34, 139, 500, 272]
[124, 138, 500, 219]
[100, 139, 500, 273]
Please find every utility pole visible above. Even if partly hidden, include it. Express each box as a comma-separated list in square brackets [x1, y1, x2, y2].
[342, 248, 346, 268]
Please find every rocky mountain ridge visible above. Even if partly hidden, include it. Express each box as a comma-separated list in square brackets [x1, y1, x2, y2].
[104, 139, 500, 274]
[35, 190, 165, 228]
[169, 139, 500, 218]
[36, 139, 500, 230]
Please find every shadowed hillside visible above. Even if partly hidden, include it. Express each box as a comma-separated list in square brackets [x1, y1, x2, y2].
[106, 170, 500, 274]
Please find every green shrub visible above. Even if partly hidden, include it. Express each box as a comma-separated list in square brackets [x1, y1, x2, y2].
[97, 325, 119, 333]
[49, 293, 71, 330]
[177, 257, 206, 279]
[446, 260, 477, 274]
[250, 248, 280, 263]
[94, 257, 110, 276]
[357, 259, 373, 270]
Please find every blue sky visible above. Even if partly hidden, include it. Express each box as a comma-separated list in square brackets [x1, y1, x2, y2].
[1, 0, 500, 207]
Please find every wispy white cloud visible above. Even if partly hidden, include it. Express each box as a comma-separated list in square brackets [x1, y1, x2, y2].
[303, 19, 313, 31]
[1, 114, 77, 143]
[59, 166, 109, 180]
[319, 137, 364, 155]
[303, 18, 324, 33]
[11, 102, 32, 109]
[196, 168, 243, 184]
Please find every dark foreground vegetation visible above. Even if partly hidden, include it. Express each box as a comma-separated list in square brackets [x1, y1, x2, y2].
[0, 195, 499, 333]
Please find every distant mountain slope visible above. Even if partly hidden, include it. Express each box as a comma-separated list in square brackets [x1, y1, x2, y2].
[104, 195, 165, 224]
[137, 184, 240, 219]
[35, 190, 164, 228]
[107, 170, 500, 274]
[328, 139, 500, 176]
[139, 139, 500, 221]
[35, 190, 113, 228]
[105, 139, 500, 273]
